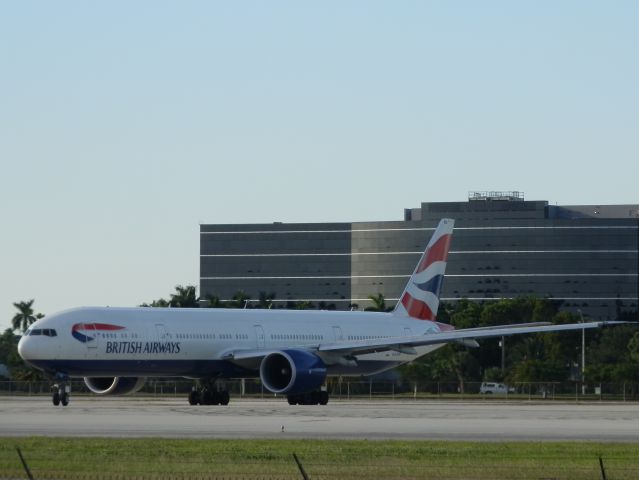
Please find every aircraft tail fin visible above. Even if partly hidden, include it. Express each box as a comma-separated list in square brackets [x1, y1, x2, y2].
[392, 218, 454, 321]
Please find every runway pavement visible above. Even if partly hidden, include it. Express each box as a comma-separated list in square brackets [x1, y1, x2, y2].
[1, 396, 639, 441]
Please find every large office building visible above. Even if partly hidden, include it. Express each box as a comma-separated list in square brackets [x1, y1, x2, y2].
[200, 192, 639, 320]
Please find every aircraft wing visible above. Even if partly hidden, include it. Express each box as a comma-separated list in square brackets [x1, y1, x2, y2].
[316, 320, 627, 357]
[224, 321, 626, 364]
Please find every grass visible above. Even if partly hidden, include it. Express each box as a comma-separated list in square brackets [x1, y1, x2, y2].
[1, 437, 639, 479]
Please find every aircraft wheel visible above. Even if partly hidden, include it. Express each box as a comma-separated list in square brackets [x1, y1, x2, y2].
[200, 389, 213, 405]
[287, 394, 298, 405]
[310, 391, 320, 405]
[188, 390, 199, 405]
[220, 390, 230, 406]
[60, 392, 69, 406]
[320, 391, 329, 405]
[52, 391, 60, 406]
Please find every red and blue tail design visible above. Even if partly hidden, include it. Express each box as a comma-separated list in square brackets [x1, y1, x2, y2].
[393, 218, 454, 321]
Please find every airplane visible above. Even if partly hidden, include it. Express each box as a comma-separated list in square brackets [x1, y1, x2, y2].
[18, 218, 622, 407]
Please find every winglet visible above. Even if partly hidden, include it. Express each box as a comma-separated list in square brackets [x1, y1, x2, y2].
[393, 218, 454, 321]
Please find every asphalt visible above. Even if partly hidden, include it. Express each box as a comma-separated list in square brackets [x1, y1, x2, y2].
[1, 396, 639, 441]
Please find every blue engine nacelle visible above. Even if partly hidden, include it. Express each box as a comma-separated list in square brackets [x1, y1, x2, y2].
[83, 377, 146, 395]
[259, 349, 327, 395]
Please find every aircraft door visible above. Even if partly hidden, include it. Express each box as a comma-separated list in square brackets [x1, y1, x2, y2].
[404, 327, 413, 336]
[332, 326, 343, 342]
[254, 325, 265, 348]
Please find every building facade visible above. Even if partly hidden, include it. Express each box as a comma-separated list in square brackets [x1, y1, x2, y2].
[200, 193, 639, 320]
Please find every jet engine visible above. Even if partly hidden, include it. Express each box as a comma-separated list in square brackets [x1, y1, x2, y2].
[83, 377, 146, 395]
[259, 349, 326, 395]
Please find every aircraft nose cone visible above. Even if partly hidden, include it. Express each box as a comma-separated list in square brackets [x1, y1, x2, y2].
[17, 335, 32, 360]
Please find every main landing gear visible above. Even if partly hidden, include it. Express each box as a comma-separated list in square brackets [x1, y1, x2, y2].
[51, 381, 70, 407]
[287, 389, 329, 405]
[188, 380, 230, 406]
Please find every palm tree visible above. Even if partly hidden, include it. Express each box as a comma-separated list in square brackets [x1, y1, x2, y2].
[203, 294, 225, 308]
[257, 291, 276, 309]
[230, 290, 251, 309]
[169, 285, 199, 308]
[11, 300, 43, 333]
[296, 301, 315, 310]
[365, 293, 389, 312]
[140, 298, 170, 308]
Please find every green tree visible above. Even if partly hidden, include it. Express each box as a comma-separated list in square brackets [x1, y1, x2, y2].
[436, 344, 478, 393]
[140, 298, 170, 307]
[365, 293, 390, 312]
[0, 329, 17, 368]
[586, 325, 639, 382]
[295, 301, 315, 310]
[0, 328, 44, 381]
[257, 291, 276, 309]
[628, 331, 639, 363]
[11, 300, 43, 333]
[229, 290, 250, 309]
[448, 299, 482, 329]
[169, 285, 200, 308]
[203, 294, 225, 308]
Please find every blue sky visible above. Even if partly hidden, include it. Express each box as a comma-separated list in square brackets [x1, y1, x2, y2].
[1, 1, 637, 330]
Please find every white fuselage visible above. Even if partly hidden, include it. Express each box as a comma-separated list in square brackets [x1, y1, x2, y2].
[18, 306, 446, 379]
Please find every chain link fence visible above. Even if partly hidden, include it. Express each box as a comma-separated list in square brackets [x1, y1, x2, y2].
[1, 379, 638, 401]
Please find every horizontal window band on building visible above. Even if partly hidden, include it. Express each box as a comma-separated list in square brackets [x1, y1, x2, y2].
[201, 273, 637, 280]
[200, 250, 637, 257]
[200, 225, 639, 235]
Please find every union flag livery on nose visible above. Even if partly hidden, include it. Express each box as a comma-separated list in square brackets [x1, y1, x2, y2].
[393, 218, 454, 321]
[71, 323, 125, 343]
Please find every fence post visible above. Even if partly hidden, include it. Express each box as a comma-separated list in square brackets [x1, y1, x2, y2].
[293, 453, 310, 480]
[599, 456, 607, 480]
[16, 447, 34, 480]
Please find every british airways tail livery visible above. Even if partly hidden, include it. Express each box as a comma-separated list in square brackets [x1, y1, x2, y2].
[18, 219, 619, 407]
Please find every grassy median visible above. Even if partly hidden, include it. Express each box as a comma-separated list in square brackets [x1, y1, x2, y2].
[1, 437, 639, 479]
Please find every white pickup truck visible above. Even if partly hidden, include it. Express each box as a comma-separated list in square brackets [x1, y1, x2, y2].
[479, 382, 515, 394]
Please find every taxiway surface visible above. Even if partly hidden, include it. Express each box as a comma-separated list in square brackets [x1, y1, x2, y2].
[1, 397, 638, 441]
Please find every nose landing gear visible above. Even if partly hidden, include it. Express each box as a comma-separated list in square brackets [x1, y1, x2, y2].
[51, 382, 70, 406]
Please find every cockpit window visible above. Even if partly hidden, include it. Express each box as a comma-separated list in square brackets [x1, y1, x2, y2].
[27, 329, 57, 337]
